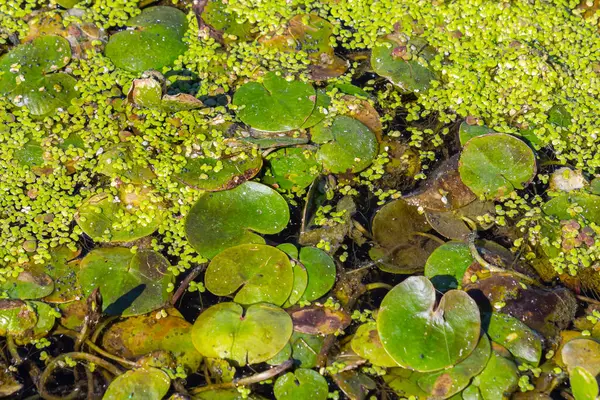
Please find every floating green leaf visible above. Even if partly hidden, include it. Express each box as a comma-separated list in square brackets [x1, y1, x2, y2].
[97, 143, 156, 184]
[0, 35, 77, 115]
[175, 140, 262, 192]
[105, 7, 188, 73]
[458, 122, 494, 146]
[377, 276, 481, 371]
[0, 300, 37, 338]
[274, 369, 329, 400]
[312, 116, 379, 173]
[78, 247, 173, 317]
[264, 147, 321, 191]
[191, 302, 293, 366]
[571, 366, 599, 400]
[465, 352, 518, 400]
[486, 312, 542, 366]
[424, 241, 474, 291]
[233, 72, 317, 132]
[102, 367, 171, 400]
[75, 189, 163, 243]
[298, 246, 336, 302]
[185, 181, 290, 259]
[459, 133, 536, 199]
[371, 38, 436, 93]
[205, 244, 294, 306]
[204, 0, 254, 41]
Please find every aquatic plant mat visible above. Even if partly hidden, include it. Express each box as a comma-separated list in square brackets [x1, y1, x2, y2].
[2, 0, 600, 398]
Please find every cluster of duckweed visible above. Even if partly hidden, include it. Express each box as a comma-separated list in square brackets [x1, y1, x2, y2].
[0, 0, 42, 44]
[62, 0, 141, 29]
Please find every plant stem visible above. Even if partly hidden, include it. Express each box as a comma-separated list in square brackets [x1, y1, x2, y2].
[190, 360, 293, 394]
[40, 352, 122, 400]
[171, 263, 207, 306]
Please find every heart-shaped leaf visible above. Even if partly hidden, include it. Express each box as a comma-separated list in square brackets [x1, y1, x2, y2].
[78, 247, 173, 317]
[101, 310, 203, 373]
[485, 312, 542, 366]
[0, 35, 77, 115]
[233, 72, 317, 132]
[191, 302, 293, 366]
[425, 241, 474, 292]
[274, 369, 329, 400]
[205, 244, 294, 306]
[102, 367, 171, 400]
[105, 7, 188, 73]
[312, 116, 379, 173]
[371, 38, 436, 93]
[378, 276, 481, 372]
[185, 181, 290, 259]
[459, 133, 536, 199]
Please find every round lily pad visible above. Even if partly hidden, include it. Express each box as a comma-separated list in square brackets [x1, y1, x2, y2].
[370, 198, 439, 274]
[415, 334, 491, 398]
[105, 7, 188, 73]
[371, 38, 436, 93]
[102, 311, 203, 373]
[0, 35, 77, 115]
[75, 190, 163, 243]
[205, 244, 294, 306]
[78, 247, 173, 317]
[485, 312, 542, 366]
[274, 369, 329, 400]
[298, 246, 336, 302]
[458, 133, 536, 199]
[378, 276, 481, 372]
[233, 72, 317, 132]
[264, 146, 321, 191]
[191, 302, 293, 366]
[312, 116, 379, 173]
[561, 338, 600, 376]
[351, 321, 398, 367]
[175, 140, 262, 192]
[103, 367, 171, 400]
[424, 241, 474, 292]
[185, 181, 290, 259]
